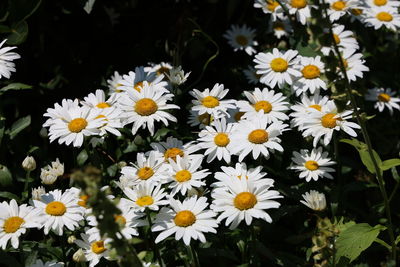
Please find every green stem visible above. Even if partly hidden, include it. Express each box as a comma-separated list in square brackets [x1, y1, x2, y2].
[189, 243, 200, 267]
[146, 210, 163, 267]
[22, 170, 31, 201]
[388, 180, 399, 203]
[320, 0, 396, 262]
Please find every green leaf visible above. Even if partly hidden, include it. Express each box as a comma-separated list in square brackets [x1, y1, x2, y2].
[395, 234, 400, 245]
[0, 191, 20, 201]
[0, 83, 32, 96]
[0, 165, 12, 187]
[77, 150, 88, 166]
[381, 159, 400, 171]
[6, 21, 28, 45]
[336, 223, 386, 263]
[374, 238, 391, 251]
[8, 115, 31, 139]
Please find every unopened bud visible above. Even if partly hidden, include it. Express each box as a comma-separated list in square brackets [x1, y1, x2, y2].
[31, 186, 46, 200]
[68, 235, 77, 244]
[72, 248, 86, 262]
[22, 156, 36, 171]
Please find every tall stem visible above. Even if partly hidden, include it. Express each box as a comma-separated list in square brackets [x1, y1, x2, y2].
[189, 243, 200, 267]
[320, 0, 396, 262]
[146, 210, 163, 267]
[22, 170, 31, 201]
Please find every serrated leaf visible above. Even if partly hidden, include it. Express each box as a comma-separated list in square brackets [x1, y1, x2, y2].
[9, 115, 31, 139]
[77, 150, 88, 166]
[336, 223, 386, 263]
[0, 165, 12, 187]
[381, 159, 400, 171]
[0, 83, 32, 96]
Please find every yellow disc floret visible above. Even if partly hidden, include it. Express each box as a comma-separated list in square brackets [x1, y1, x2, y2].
[46, 201, 67, 216]
[175, 170, 192, 182]
[214, 133, 230, 147]
[68, 118, 88, 133]
[137, 167, 154, 180]
[305, 160, 319, 171]
[332, 1, 346, 10]
[96, 102, 111, 108]
[202, 96, 220, 108]
[321, 113, 340, 128]
[374, 0, 387, 6]
[291, 0, 307, 8]
[3, 216, 24, 233]
[234, 192, 257, 210]
[78, 195, 89, 208]
[309, 104, 322, 111]
[378, 93, 391, 102]
[136, 196, 154, 207]
[174, 210, 196, 227]
[302, 65, 320, 79]
[91, 241, 107, 254]
[164, 147, 184, 162]
[248, 129, 269, 144]
[376, 12, 393, 22]
[235, 35, 249, 46]
[135, 98, 158, 116]
[270, 58, 289, 72]
[266, 0, 280, 11]
[134, 81, 144, 92]
[114, 215, 127, 226]
[254, 100, 273, 113]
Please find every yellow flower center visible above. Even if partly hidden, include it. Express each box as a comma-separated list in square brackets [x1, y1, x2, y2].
[270, 58, 288, 72]
[235, 35, 248, 46]
[332, 1, 346, 10]
[174, 210, 196, 227]
[374, 0, 387, 6]
[266, 0, 280, 11]
[202, 96, 220, 108]
[291, 0, 307, 8]
[302, 65, 320, 79]
[96, 102, 111, 108]
[136, 195, 154, 207]
[135, 98, 158, 116]
[134, 81, 144, 92]
[254, 100, 273, 113]
[234, 111, 245, 121]
[3, 216, 24, 233]
[351, 8, 363, 15]
[175, 170, 192, 182]
[214, 133, 230, 147]
[78, 195, 89, 208]
[45, 201, 67, 216]
[273, 22, 285, 31]
[114, 214, 127, 226]
[305, 160, 319, 171]
[321, 113, 340, 128]
[234, 192, 257, 210]
[248, 129, 269, 144]
[333, 34, 340, 44]
[164, 147, 184, 162]
[137, 167, 154, 180]
[197, 113, 212, 125]
[376, 12, 393, 22]
[378, 93, 391, 102]
[91, 241, 107, 254]
[68, 118, 88, 133]
[157, 66, 170, 76]
[309, 104, 322, 111]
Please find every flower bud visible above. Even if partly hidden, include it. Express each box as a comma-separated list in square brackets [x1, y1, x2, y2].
[40, 168, 58, 185]
[51, 158, 64, 177]
[72, 248, 86, 262]
[31, 186, 46, 200]
[22, 156, 36, 171]
[68, 235, 77, 244]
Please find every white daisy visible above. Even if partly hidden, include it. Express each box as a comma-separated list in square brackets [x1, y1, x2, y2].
[82, 89, 117, 109]
[118, 83, 179, 135]
[327, 0, 358, 21]
[190, 83, 236, 119]
[0, 199, 42, 249]
[0, 39, 20, 79]
[339, 49, 369, 82]
[364, 6, 400, 30]
[152, 196, 218, 245]
[150, 136, 201, 162]
[74, 233, 111, 267]
[268, 19, 292, 39]
[107, 71, 124, 96]
[230, 112, 288, 161]
[145, 62, 173, 77]
[254, 48, 301, 89]
[197, 117, 235, 163]
[223, 24, 258, 55]
[45, 105, 103, 147]
[291, 147, 336, 182]
[43, 99, 80, 127]
[365, 87, 400, 114]
[243, 65, 261, 84]
[293, 56, 327, 95]
[321, 24, 359, 56]
[96, 107, 124, 136]
[167, 155, 209, 196]
[119, 66, 168, 93]
[32, 189, 84, 235]
[236, 87, 289, 122]
[253, 0, 283, 21]
[301, 101, 361, 147]
[290, 93, 331, 130]
[211, 177, 282, 229]
[119, 181, 169, 212]
[365, 0, 400, 9]
[300, 190, 327, 211]
[281, 0, 312, 25]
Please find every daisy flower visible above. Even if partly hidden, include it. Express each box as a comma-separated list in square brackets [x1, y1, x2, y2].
[190, 83, 236, 119]
[74, 233, 111, 267]
[223, 24, 258, 56]
[26, 260, 64, 267]
[339, 49, 369, 82]
[118, 83, 179, 135]
[281, 0, 312, 25]
[268, 19, 292, 39]
[32, 189, 84, 235]
[119, 151, 170, 187]
[119, 66, 168, 93]
[243, 65, 261, 84]
[119, 181, 169, 212]
[321, 24, 359, 56]
[145, 62, 173, 76]
[82, 89, 117, 109]
[0, 39, 20, 79]
[107, 71, 124, 96]
[293, 56, 327, 95]
[188, 110, 213, 129]
[197, 117, 235, 163]
[364, 7, 400, 30]
[45, 105, 103, 147]
[211, 177, 282, 229]
[290, 94, 331, 130]
[43, 99, 80, 128]
[0, 199, 42, 249]
[150, 136, 201, 162]
[365, 87, 400, 114]
[301, 101, 361, 147]
[236, 87, 289, 122]
[230, 112, 288, 161]
[96, 107, 124, 136]
[365, 0, 400, 9]
[327, 0, 358, 21]
[254, 48, 301, 89]
[167, 155, 209, 196]
[253, 0, 283, 21]
[291, 147, 336, 182]
[152, 196, 218, 245]
[212, 162, 275, 188]
[300, 190, 327, 211]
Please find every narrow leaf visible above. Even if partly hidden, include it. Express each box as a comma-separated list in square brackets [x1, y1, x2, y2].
[9, 115, 31, 139]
